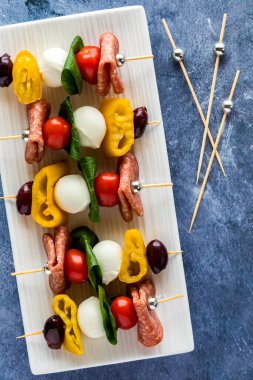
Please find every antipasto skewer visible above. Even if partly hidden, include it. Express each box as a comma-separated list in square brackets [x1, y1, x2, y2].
[16, 285, 184, 351]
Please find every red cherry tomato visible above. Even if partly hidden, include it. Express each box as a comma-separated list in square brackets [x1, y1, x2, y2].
[43, 116, 71, 151]
[110, 296, 138, 330]
[64, 249, 88, 284]
[76, 46, 101, 85]
[94, 172, 120, 208]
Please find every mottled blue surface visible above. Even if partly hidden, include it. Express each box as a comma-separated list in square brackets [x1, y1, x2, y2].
[0, 1, 252, 379]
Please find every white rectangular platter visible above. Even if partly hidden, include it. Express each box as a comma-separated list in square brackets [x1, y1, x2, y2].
[0, 5, 194, 375]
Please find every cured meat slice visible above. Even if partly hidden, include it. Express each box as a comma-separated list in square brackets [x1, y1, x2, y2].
[131, 280, 163, 347]
[25, 99, 51, 164]
[118, 152, 144, 222]
[43, 226, 70, 294]
[96, 32, 124, 96]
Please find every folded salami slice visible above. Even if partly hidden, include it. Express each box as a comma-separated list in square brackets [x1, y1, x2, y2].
[25, 99, 51, 164]
[118, 152, 144, 222]
[131, 280, 163, 347]
[96, 32, 124, 96]
[43, 226, 70, 294]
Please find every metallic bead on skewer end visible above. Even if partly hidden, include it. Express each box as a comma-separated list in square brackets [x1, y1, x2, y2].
[131, 180, 142, 193]
[21, 129, 29, 142]
[214, 42, 225, 56]
[43, 263, 51, 275]
[116, 53, 126, 67]
[172, 48, 184, 62]
[148, 297, 158, 310]
[222, 99, 233, 114]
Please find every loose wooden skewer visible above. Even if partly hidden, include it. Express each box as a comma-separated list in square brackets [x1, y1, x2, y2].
[11, 250, 183, 276]
[0, 121, 160, 141]
[0, 195, 16, 200]
[189, 70, 240, 233]
[196, 13, 227, 184]
[161, 18, 225, 176]
[16, 293, 184, 339]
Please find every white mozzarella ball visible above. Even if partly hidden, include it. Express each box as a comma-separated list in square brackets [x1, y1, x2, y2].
[93, 240, 123, 285]
[74, 106, 106, 149]
[77, 297, 105, 339]
[54, 174, 90, 214]
[39, 48, 68, 87]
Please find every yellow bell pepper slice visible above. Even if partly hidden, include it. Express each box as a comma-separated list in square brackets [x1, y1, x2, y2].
[53, 294, 84, 355]
[31, 161, 69, 228]
[119, 229, 148, 284]
[100, 98, 134, 157]
[13, 50, 42, 104]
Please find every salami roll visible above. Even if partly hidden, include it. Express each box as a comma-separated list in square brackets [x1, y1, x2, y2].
[96, 32, 124, 96]
[25, 99, 51, 164]
[43, 226, 70, 294]
[131, 280, 163, 347]
[118, 152, 144, 222]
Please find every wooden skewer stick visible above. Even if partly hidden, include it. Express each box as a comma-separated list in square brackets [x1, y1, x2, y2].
[0, 195, 16, 200]
[0, 134, 22, 141]
[17, 293, 185, 339]
[11, 268, 44, 276]
[125, 54, 154, 62]
[16, 330, 43, 340]
[168, 250, 183, 255]
[189, 70, 240, 233]
[196, 13, 227, 184]
[161, 18, 226, 176]
[141, 182, 173, 189]
[157, 294, 184, 304]
[147, 121, 160, 125]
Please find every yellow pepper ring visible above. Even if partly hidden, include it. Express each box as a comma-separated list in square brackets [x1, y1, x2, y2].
[100, 98, 134, 157]
[53, 294, 84, 355]
[119, 229, 148, 284]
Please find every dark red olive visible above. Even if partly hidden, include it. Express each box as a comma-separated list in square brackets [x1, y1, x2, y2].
[16, 181, 33, 215]
[134, 107, 148, 139]
[0, 54, 13, 88]
[146, 239, 168, 274]
[43, 315, 65, 350]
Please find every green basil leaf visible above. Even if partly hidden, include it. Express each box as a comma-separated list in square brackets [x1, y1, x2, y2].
[70, 226, 102, 292]
[98, 285, 117, 345]
[78, 157, 100, 223]
[61, 36, 84, 95]
[58, 96, 81, 161]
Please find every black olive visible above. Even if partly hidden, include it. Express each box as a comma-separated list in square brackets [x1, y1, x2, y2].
[16, 181, 33, 215]
[146, 239, 168, 274]
[134, 107, 148, 139]
[0, 54, 13, 88]
[43, 315, 65, 350]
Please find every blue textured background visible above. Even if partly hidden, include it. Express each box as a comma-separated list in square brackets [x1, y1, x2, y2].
[0, 1, 252, 379]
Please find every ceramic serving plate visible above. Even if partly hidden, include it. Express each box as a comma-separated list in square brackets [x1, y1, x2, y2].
[0, 5, 194, 375]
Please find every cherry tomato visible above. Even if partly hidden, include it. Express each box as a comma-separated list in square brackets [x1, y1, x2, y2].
[64, 249, 88, 284]
[110, 296, 138, 330]
[43, 116, 71, 151]
[94, 172, 120, 207]
[76, 46, 101, 85]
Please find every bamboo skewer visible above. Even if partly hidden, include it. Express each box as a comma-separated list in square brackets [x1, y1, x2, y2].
[157, 294, 184, 304]
[161, 18, 226, 176]
[0, 135, 22, 141]
[189, 70, 240, 233]
[16, 293, 184, 339]
[140, 182, 173, 189]
[11, 250, 183, 276]
[16, 330, 43, 339]
[11, 268, 44, 276]
[0, 121, 160, 141]
[125, 54, 154, 62]
[0, 195, 16, 200]
[196, 14, 227, 184]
